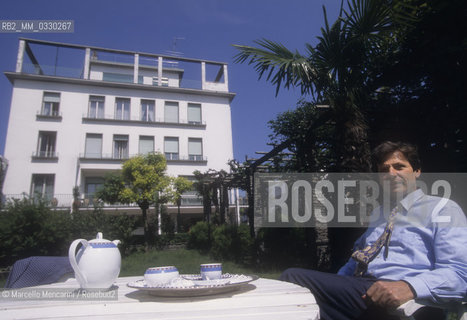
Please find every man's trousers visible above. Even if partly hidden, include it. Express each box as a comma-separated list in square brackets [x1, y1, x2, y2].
[279, 268, 444, 320]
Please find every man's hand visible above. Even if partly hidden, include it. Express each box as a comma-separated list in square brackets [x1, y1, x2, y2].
[363, 280, 415, 309]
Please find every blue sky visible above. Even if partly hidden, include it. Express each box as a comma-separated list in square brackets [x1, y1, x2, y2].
[0, 0, 342, 161]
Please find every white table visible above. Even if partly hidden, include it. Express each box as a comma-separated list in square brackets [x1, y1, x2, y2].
[0, 276, 319, 320]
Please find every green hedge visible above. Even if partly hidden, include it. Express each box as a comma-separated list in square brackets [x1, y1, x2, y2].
[187, 221, 211, 252]
[187, 221, 253, 265]
[0, 198, 138, 268]
[187, 222, 320, 269]
[211, 224, 253, 265]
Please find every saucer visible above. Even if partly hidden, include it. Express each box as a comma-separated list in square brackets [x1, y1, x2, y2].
[127, 274, 258, 297]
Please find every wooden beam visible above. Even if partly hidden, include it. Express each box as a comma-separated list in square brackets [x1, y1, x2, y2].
[249, 110, 332, 170]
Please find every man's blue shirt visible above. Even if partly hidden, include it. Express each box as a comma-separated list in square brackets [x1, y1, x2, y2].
[338, 189, 467, 302]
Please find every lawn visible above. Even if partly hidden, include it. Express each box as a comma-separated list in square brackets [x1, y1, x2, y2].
[0, 249, 282, 288]
[121, 248, 282, 280]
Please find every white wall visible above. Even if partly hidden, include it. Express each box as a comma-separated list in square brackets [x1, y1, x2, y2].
[89, 62, 181, 87]
[3, 78, 233, 202]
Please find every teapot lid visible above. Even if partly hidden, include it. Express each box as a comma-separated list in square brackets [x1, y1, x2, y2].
[88, 232, 118, 248]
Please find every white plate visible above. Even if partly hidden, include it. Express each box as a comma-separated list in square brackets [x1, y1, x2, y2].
[182, 274, 233, 286]
[127, 274, 258, 297]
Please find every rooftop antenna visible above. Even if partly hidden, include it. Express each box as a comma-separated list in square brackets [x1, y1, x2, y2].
[166, 37, 185, 57]
[165, 37, 185, 68]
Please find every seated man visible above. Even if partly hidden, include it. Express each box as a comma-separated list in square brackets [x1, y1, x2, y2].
[280, 141, 467, 320]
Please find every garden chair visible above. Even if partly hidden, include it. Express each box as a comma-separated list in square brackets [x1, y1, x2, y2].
[394, 299, 467, 320]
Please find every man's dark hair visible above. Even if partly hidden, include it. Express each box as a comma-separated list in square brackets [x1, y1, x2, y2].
[372, 141, 421, 171]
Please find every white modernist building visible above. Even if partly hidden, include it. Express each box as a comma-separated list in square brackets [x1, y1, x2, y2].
[2, 38, 238, 222]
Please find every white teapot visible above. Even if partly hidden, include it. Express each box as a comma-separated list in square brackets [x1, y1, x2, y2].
[68, 232, 121, 289]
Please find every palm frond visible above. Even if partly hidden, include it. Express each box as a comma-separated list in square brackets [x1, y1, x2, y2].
[343, 0, 393, 37]
[233, 39, 317, 96]
[343, 0, 418, 38]
[391, 1, 420, 28]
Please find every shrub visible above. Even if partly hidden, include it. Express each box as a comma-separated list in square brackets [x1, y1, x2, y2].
[234, 224, 254, 264]
[160, 208, 175, 236]
[0, 198, 139, 268]
[187, 221, 211, 252]
[154, 233, 189, 250]
[211, 225, 232, 260]
[256, 228, 313, 269]
[211, 224, 253, 265]
[0, 198, 72, 267]
[69, 209, 139, 256]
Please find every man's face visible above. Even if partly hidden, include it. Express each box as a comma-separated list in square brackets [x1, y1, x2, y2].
[378, 151, 420, 198]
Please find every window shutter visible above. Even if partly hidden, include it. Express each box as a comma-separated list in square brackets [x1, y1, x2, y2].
[43, 92, 60, 103]
[85, 134, 102, 157]
[164, 102, 179, 123]
[139, 136, 154, 154]
[164, 137, 179, 153]
[188, 139, 202, 155]
[188, 104, 201, 123]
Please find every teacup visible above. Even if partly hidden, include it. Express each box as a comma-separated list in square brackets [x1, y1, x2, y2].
[144, 266, 179, 286]
[200, 263, 222, 280]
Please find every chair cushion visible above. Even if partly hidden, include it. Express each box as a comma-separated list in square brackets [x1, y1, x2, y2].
[5, 256, 73, 288]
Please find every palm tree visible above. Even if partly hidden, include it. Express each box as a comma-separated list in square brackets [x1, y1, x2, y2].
[234, 0, 413, 172]
[234, 0, 416, 269]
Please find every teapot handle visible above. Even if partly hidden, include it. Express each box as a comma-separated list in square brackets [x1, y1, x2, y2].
[68, 239, 89, 286]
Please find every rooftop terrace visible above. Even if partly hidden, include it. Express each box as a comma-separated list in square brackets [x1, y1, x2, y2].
[8, 38, 232, 96]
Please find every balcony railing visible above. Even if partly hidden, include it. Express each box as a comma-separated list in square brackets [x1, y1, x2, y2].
[165, 154, 208, 162]
[36, 110, 62, 119]
[79, 153, 207, 163]
[2, 193, 248, 209]
[32, 151, 59, 159]
[82, 114, 206, 127]
[16, 39, 230, 93]
[2, 194, 73, 208]
[79, 153, 129, 161]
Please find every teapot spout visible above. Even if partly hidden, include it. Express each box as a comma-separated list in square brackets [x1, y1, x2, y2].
[113, 240, 121, 246]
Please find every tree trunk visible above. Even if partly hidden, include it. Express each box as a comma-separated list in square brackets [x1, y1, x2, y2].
[246, 168, 255, 238]
[219, 184, 228, 224]
[328, 99, 371, 271]
[140, 202, 150, 251]
[176, 199, 181, 233]
[203, 190, 211, 223]
[212, 186, 219, 221]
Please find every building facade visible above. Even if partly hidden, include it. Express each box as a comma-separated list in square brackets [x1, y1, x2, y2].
[2, 38, 238, 221]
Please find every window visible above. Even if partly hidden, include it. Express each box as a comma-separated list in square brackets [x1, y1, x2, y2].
[115, 98, 130, 120]
[113, 135, 129, 159]
[152, 76, 169, 87]
[187, 103, 202, 124]
[139, 136, 154, 155]
[164, 101, 179, 123]
[36, 131, 57, 157]
[103, 73, 143, 84]
[85, 134, 102, 158]
[85, 178, 104, 195]
[188, 138, 203, 161]
[88, 96, 105, 119]
[41, 92, 60, 116]
[141, 100, 155, 122]
[179, 176, 202, 205]
[164, 137, 179, 160]
[85, 177, 104, 205]
[31, 174, 54, 200]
